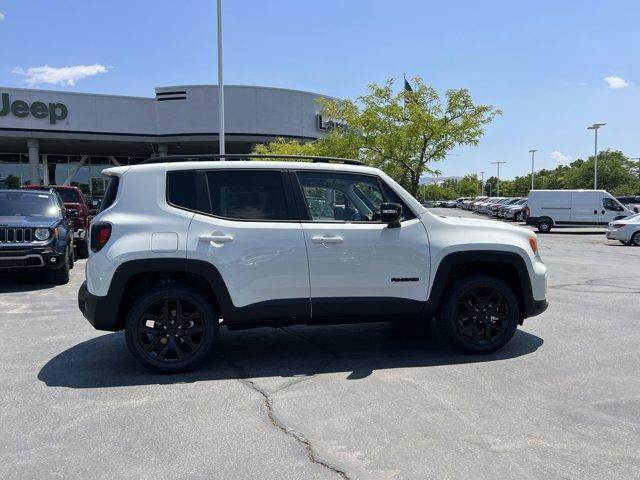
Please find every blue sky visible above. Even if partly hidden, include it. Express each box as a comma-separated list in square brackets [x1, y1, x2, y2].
[1, 0, 638, 179]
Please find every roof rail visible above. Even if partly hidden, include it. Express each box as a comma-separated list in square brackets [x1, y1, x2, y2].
[139, 153, 366, 166]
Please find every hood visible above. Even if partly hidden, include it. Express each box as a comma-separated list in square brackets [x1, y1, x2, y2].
[0, 216, 59, 228]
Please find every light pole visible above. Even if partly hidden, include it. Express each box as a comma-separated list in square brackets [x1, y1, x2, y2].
[529, 149, 537, 190]
[587, 123, 606, 189]
[479, 171, 485, 195]
[490, 161, 506, 196]
[217, 0, 226, 158]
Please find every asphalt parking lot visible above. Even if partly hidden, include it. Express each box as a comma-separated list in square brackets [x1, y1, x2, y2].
[1, 208, 639, 480]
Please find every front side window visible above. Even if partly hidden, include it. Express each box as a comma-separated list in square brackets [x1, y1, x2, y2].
[205, 170, 289, 221]
[296, 171, 413, 222]
[603, 197, 623, 211]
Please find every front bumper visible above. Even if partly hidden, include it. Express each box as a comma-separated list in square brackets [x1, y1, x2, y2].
[527, 299, 549, 318]
[78, 281, 120, 331]
[0, 246, 66, 270]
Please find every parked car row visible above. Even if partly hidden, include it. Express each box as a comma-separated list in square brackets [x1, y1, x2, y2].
[436, 190, 640, 246]
[460, 196, 529, 222]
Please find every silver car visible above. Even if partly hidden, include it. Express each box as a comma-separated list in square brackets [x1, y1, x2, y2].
[606, 214, 640, 245]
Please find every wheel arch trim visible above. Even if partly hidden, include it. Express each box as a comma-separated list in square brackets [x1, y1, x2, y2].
[424, 250, 541, 319]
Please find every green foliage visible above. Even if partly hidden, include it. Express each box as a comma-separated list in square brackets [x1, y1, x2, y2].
[418, 150, 639, 201]
[253, 77, 500, 196]
[498, 150, 640, 197]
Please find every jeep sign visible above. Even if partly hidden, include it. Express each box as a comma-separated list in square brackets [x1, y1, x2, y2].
[0, 93, 68, 124]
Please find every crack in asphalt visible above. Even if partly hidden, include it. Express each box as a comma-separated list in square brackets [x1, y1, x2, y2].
[222, 336, 350, 480]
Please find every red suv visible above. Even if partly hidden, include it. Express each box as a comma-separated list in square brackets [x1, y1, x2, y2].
[22, 185, 91, 258]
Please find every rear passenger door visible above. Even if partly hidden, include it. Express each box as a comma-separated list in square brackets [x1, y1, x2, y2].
[184, 169, 311, 321]
[292, 170, 430, 320]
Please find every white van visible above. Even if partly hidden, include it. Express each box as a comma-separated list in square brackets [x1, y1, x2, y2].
[525, 190, 633, 232]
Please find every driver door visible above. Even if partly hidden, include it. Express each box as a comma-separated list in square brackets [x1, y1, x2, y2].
[292, 170, 430, 320]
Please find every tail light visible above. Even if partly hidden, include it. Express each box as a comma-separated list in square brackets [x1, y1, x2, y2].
[524, 207, 530, 217]
[90, 222, 112, 252]
[612, 224, 625, 228]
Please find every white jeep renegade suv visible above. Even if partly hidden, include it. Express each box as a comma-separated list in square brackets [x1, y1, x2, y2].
[78, 155, 548, 373]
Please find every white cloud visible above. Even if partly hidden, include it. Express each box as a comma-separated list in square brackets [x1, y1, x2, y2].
[550, 151, 572, 164]
[604, 76, 629, 89]
[11, 64, 109, 86]
[0, 12, 5, 21]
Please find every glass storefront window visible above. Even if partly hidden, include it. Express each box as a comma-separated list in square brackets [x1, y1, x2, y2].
[0, 154, 24, 188]
[46, 155, 71, 186]
[67, 155, 91, 196]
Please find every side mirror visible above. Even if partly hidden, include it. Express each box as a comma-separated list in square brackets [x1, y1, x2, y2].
[617, 206, 624, 212]
[380, 202, 402, 228]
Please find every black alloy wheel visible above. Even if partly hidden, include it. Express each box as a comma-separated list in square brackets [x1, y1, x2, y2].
[125, 286, 218, 373]
[438, 274, 519, 354]
[454, 287, 509, 346]
[137, 299, 206, 362]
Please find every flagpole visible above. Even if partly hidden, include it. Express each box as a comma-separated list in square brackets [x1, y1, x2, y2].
[217, 0, 225, 158]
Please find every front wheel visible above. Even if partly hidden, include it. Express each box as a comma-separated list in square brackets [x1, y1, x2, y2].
[125, 286, 218, 373]
[437, 274, 519, 354]
[48, 250, 70, 285]
[514, 211, 523, 222]
[632, 231, 640, 246]
[75, 237, 89, 259]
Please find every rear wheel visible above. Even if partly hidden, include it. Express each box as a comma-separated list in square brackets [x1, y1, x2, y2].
[632, 231, 640, 246]
[437, 274, 519, 354]
[125, 285, 218, 373]
[537, 220, 552, 233]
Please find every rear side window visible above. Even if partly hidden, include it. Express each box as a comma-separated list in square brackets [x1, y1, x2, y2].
[99, 177, 120, 212]
[205, 170, 290, 221]
[167, 170, 197, 211]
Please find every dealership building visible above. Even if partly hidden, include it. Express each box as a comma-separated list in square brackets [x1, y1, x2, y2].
[0, 84, 332, 197]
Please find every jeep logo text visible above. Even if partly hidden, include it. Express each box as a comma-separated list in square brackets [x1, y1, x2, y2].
[0, 93, 68, 125]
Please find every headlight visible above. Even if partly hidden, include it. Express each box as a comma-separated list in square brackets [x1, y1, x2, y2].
[34, 228, 51, 241]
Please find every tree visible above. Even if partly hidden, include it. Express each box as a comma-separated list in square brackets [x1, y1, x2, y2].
[456, 174, 482, 196]
[254, 77, 500, 197]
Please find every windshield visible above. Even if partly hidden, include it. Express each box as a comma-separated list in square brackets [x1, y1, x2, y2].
[55, 188, 81, 203]
[0, 192, 61, 217]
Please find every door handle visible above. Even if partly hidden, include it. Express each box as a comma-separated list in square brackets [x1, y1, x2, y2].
[199, 233, 234, 243]
[311, 235, 344, 244]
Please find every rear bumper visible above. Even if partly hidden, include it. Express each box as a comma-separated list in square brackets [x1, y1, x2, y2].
[78, 281, 120, 331]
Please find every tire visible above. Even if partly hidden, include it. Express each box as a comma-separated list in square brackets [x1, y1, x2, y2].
[437, 274, 519, 354]
[632, 231, 640, 247]
[68, 245, 75, 270]
[619, 240, 630, 246]
[514, 211, 523, 222]
[125, 285, 218, 373]
[75, 237, 89, 259]
[537, 220, 552, 233]
[49, 250, 70, 285]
